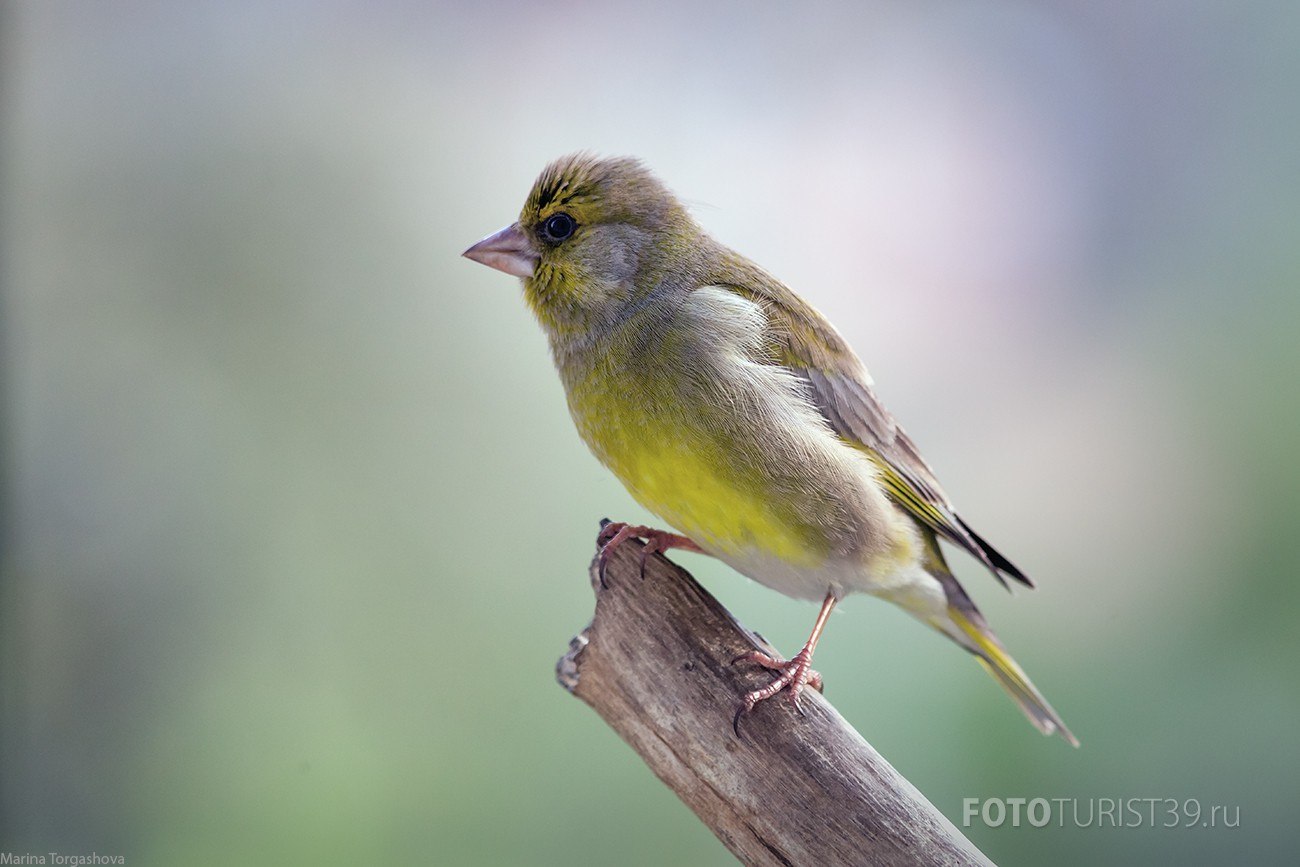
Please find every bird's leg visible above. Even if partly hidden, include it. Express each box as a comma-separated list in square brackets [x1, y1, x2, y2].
[596, 520, 705, 587]
[732, 592, 838, 734]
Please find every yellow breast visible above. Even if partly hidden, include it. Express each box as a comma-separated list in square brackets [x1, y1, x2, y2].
[566, 367, 833, 567]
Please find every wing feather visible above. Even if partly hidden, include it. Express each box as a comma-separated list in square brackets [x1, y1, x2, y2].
[715, 275, 1032, 589]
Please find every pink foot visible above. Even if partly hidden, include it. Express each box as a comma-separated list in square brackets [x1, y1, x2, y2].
[731, 647, 824, 735]
[596, 520, 704, 587]
[730, 591, 838, 736]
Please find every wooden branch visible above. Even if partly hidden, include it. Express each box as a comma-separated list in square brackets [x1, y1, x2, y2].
[556, 525, 994, 867]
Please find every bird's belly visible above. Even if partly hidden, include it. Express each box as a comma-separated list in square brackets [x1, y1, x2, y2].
[622, 449, 923, 601]
[617, 444, 925, 601]
[603, 430, 827, 568]
[712, 546, 879, 601]
[572, 395, 918, 598]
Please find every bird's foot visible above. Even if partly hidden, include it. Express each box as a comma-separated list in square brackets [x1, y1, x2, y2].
[595, 520, 704, 587]
[731, 646, 823, 735]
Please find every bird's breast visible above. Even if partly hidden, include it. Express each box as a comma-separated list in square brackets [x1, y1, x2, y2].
[555, 322, 902, 577]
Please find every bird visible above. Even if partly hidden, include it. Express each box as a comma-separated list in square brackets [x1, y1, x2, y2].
[463, 153, 1077, 745]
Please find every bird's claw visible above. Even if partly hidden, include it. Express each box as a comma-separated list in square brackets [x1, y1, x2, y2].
[595, 522, 637, 588]
[730, 648, 823, 737]
[595, 521, 703, 589]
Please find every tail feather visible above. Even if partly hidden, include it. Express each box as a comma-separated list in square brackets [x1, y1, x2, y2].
[902, 536, 1076, 744]
[942, 606, 1078, 747]
[955, 516, 1034, 589]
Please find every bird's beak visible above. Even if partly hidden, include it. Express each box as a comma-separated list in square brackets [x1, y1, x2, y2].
[462, 223, 539, 279]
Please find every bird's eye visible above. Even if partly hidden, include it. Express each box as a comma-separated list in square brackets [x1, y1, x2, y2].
[541, 212, 577, 243]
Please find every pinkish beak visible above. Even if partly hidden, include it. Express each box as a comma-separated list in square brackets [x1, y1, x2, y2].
[462, 223, 539, 279]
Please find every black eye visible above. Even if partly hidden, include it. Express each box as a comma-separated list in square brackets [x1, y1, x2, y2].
[541, 212, 577, 243]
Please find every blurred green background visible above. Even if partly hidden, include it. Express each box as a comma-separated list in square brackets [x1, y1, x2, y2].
[3, 1, 1298, 864]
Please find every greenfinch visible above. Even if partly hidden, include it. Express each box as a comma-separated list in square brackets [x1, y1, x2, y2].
[464, 154, 1076, 745]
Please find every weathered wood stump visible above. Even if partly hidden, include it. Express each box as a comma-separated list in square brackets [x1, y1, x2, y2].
[557, 525, 993, 866]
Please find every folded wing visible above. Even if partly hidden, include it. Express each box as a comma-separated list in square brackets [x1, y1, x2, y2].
[715, 277, 1032, 589]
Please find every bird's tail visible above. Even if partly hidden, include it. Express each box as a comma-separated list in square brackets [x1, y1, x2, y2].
[930, 604, 1079, 747]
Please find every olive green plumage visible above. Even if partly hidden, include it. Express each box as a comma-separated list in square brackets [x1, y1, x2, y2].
[464, 153, 1076, 745]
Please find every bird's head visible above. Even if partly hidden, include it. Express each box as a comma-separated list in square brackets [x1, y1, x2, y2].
[463, 154, 702, 336]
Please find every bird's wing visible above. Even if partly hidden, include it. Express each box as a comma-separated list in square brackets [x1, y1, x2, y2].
[717, 277, 1031, 589]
